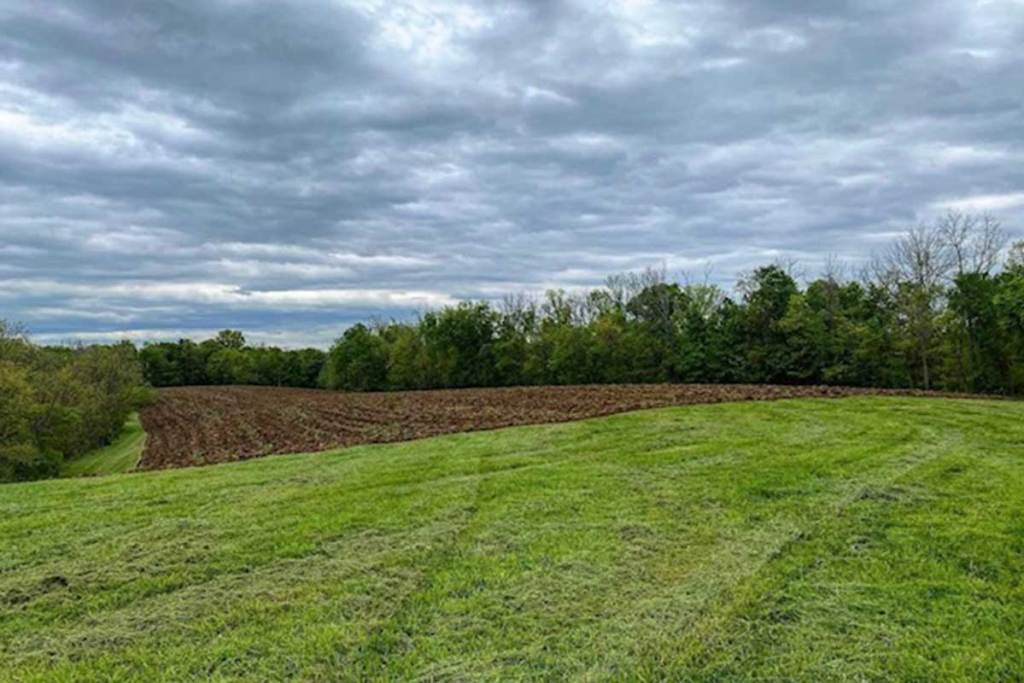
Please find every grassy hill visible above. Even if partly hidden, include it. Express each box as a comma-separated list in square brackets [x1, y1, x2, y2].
[2, 397, 1022, 681]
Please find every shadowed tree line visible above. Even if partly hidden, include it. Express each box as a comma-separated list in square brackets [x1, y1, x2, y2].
[138, 330, 326, 389]
[321, 212, 1024, 395]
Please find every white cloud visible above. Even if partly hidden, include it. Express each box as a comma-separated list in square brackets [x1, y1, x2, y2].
[937, 193, 1024, 212]
[0, 279, 457, 309]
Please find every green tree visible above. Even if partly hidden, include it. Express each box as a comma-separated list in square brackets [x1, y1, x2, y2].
[994, 262, 1024, 393]
[139, 343, 183, 387]
[0, 361, 56, 481]
[323, 324, 389, 391]
[0, 320, 33, 364]
[947, 273, 1006, 392]
[779, 292, 828, 383]
[214, 329, 247, 350]
[494, 295, 539, 386]
[542, 323, 597, 385]
[291, 348, 327, 388]
[206, 348, 256, 385]
[873, 225, 953, 389]
[381, 324, 426, 390]
[740, 265, 800, 383]
[420, 303, 498, 388]
[626, 283, 687, 380]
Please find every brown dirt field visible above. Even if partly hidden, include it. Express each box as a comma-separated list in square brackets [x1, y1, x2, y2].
[137, 383, 981, 470]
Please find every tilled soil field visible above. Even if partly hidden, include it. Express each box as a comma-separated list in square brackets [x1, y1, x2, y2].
[138, 384, 976, 470]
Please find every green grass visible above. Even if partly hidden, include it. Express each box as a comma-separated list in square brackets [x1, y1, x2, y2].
[60, 413, 145, 478]
[2, 397, 1023, 682]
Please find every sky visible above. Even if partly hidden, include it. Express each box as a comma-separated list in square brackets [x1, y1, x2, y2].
[2, 0, 1023, 348]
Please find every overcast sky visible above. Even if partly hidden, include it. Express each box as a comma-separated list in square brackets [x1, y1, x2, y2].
[2, 0, 1023, 348]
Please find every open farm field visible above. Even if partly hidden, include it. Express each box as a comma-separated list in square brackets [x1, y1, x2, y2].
[138, 384, 975, 469]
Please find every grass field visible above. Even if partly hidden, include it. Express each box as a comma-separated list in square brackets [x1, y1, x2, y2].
[60, 413, 145, 478]
[2, 397, 1023, 681]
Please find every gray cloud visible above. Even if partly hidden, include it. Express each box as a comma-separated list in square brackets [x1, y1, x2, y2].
[2, 0, 1023, 346]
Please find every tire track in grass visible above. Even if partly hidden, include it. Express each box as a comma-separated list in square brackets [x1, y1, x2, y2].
[635, 421, 969, 677]
[0, 439, 564, 647]
[322, 402, 936, 679]
[333, 437, 494, 680]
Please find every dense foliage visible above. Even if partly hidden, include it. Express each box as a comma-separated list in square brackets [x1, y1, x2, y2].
[139, 330, 326, 388]
[0, 321, 151, 482]
[324, 216, 1024, 395]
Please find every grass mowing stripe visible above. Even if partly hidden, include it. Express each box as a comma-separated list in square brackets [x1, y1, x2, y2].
[1, 397, 1021, 681]
[362, 402, 952, 679]
[673, 444, 1024, 680]
[645, 420, 964, 676]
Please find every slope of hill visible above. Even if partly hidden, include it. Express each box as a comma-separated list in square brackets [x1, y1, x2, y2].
[3, 397, 1022, 681]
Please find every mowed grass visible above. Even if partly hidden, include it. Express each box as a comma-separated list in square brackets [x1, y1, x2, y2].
[2, 397, 1023, 682]
[60, 413, 145, 478]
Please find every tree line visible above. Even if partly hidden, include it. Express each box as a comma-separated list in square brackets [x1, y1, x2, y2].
[138, 330, 326, 388]
[0, 321, 151, 481]
[136, 212, 1023, 395]
[322, 212, 1023, 394]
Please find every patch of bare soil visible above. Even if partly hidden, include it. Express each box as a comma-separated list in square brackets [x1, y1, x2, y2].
[138, 384, 975, 470]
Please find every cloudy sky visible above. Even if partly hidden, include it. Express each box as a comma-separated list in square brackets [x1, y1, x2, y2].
[2, 0, 1023, 347]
